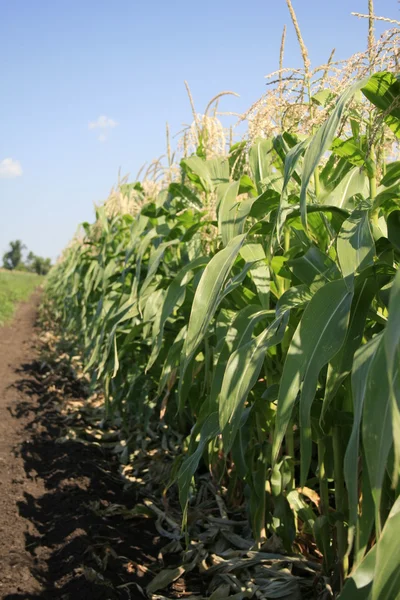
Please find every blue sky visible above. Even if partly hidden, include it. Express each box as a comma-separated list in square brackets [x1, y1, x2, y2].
[0, 0, 397, 261]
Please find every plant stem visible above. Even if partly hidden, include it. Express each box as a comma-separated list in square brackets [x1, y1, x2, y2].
[318, 437, 330, 516]
[369, 145, 379, 226]
[286, 422, 295, 490]
[284, 225, 290, 254]
[332, 426, 348, 580]
[282, 225, 291, 292]
[314, 167, 321, 199]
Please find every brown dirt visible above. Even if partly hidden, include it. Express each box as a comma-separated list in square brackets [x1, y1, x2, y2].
[0, 294, 161, 599]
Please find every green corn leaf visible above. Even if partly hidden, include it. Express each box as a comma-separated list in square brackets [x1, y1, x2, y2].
[181, 155, 229, 193]
[249, 188, 280, 220]
[331, 137, 370, 172]
[272, 495, 296, 551]
[338, 545, 377, 599]
[362, 334, 393, 534]
[240, 244, 270, 308]
[286, 204, 350, 231]
[314, 516, 335, 572]
[168, 182, 203, 209]
[179, 234, 247, 405]
[322, 265, 390, 424]
[287, 245, 341, 288]
[275, 284, 313, 316]
[217, 180, 248, 246]
[362, 71, 400, 139]
[384, 269, 400, 486]
[220, 313, 288, 452]
[355, 454, 375, 565]
[321, 167, 369, 210]
[312, 89, 333, 106]
[157, 325, 187, 397]
[140, 239, 179, 297]
[178, 410, 220, 518]
[381, 161, 400, 187]
[371, 495, 400, 600]
[142, 287, 165, 338]
[282, 137, 312, 190]
[249, 138, 274, 193]
[238, 173, 257, 195]
[300, 78, 368, 231]
[337, 210, 375, 283]
[229, 141, 247, 180]
[247, 446, 268, 543]
[344, 333, 382, 553]
[277, 137, 311, 239]
[147, 256, 209, 371]
[220, 259, 261, 301]
[131, 229, 157, 300]
[210, 305, 270, 407]
[287, 490, 316, 535]
[374, 181, 400, 213]
[220, 283, 315, 454]
[272, 278, 353, 483]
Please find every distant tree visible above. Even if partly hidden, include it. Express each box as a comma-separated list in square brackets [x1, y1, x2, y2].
[26, 252, 52, 275]
[2, 240, 26, 270]
[26, 251, 35, 267]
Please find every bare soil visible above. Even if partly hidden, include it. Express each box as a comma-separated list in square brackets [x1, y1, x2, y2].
[0, 294, 161, 599]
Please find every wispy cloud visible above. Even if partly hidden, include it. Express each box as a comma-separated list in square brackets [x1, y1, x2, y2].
[88, 115, 118, 141]
[0, 158, 23, 179]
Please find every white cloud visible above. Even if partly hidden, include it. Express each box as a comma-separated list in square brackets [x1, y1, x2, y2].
[88, 115, 118, 130]
[0, 158, 23, 179]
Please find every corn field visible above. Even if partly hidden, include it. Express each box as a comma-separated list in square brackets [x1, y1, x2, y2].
[45, 4, 400, 598]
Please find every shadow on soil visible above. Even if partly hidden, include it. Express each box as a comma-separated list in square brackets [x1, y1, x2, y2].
[5, 360, 161, 600]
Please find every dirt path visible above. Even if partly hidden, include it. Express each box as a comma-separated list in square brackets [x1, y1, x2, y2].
[0, 295, 160, 600]
[0, 293, 45, 597]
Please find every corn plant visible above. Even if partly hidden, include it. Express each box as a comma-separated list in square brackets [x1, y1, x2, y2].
[46, 62, 400, 598]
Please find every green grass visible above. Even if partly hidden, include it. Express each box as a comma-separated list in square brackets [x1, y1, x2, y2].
[0, 270, 43, 325]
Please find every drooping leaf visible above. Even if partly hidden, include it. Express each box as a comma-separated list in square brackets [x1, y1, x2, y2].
[287, 245, 341, 288]
[272, 278, 353, 484]
[179, 234, 247, 405]
[217, 181, 252, 246]
[362, 334, 393, 533]
[337, 210, 375, 282]
[322, 265, 389, 423]
[277, 136, 311, 238]
[181, 155, 229, 192]
[249, 138, 274, 193]
[371, 496, 400, 600]
[300, 78, 368, 230]
[384, 269, 400, 486]
[362, 71, 400, 138]
[210, 305, 270, 408]
[168, 182, 203, 209]
[381, 161, 400, 187]
[240, 244, 270, 308]
[140, 239, 179, 297]
[275, 284, 313, 316]
[220, 313, 288, 452]
[147, 256, 209, 371]
[338, 545, 377, 600]
[331, 137, 371, 174]
[344, 333, 382, 552]
[321, 167, 369, 210]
